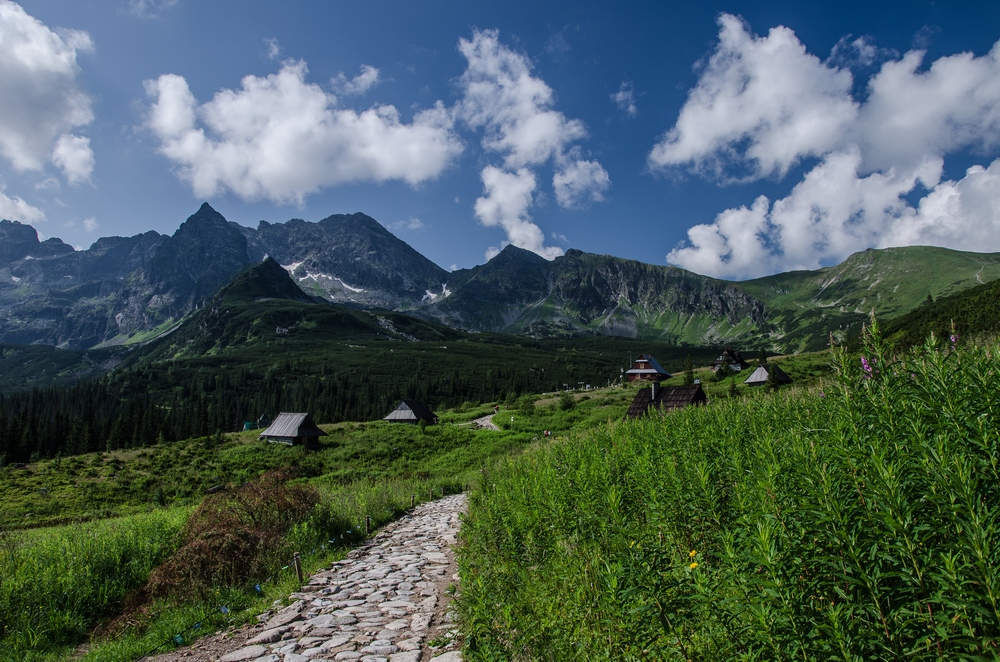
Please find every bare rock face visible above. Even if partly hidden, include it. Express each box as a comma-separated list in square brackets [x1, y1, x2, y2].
[256, 213, 448, 310]
[417, 246, 769, 346]
[0, 205, 450, 350]
[2, 203, 992, 354]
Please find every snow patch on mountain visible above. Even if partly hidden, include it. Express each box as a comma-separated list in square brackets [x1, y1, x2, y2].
[422, 284, 451, 301]
[281, 261, 365, 293]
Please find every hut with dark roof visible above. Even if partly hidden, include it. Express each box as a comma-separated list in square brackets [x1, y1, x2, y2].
[384, 400, 438, 425]
[624, 354, 672, 383]
[710, 349, 750, 372]
[743, 364, 792, 387]
[625, 383, 707, 419]
[258, 412, 326, 449]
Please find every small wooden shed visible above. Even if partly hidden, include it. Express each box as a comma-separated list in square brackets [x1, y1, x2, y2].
[743, 364, 792, 387]
[258, 412, 326, 449]
[710, 349, 750, 372]
[384, 400, 438, 425]
[625, 383, 707, 419]
[625, 354, 673, 382]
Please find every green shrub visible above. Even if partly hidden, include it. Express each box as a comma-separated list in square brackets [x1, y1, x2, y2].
[517, 395, 536, 417]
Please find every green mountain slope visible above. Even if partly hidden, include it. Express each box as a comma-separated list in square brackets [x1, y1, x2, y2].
[0, 258, 724, 463]
[419, 244, 1000, 352]
[422, 247, 768, 346]
[882, 277, 1000, 348]
[734, 246, 1000, 351]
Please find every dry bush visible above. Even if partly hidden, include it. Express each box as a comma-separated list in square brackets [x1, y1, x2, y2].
[146, 469, 318, 599]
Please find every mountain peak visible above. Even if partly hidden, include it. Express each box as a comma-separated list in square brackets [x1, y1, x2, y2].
[494, 244, 548, 262]
[179, 202, 228, 228]
[216, 257, 315, 304]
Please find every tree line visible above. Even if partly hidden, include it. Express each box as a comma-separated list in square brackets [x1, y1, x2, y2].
[0, 348, 610, 464]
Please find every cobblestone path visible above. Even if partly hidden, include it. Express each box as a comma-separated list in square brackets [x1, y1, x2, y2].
[469, 414, 498, 431]
[149, 494, 467, 662]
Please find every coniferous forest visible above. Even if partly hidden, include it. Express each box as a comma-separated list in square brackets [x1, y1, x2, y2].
[0, 335, 718, 464]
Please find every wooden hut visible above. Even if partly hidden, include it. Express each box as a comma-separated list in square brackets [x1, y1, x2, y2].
[625, 383, 707, 419]
[258, 412, 326, 449]
[743, 364, 792, 387]
[384, 400, 438, 425]
[625, 354, 672, 382]
[710, 349, 750, 372]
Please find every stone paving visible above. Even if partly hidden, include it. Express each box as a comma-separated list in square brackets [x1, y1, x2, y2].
[470, 414, 498, 431]
[212, 494, 466, 662]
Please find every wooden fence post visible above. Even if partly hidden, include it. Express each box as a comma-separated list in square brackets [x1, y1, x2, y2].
[365, 516, 371, 536]
[410, 493, 415, 508]
[292, 552, 303, 584]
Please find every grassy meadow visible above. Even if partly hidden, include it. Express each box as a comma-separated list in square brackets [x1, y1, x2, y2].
[0, 379, 651, 661]
[458, 323, 1000, 660]
[0, 345, 831, 660]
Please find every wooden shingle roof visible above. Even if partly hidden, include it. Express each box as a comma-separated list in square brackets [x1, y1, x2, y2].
[625, 384, 707, 419]
[743, 364, 792, 386]
[625, 353, 672, 380]
[710, 348, 749, 368]
[259, 413, 326, 438]
[384, 399, 437, 423]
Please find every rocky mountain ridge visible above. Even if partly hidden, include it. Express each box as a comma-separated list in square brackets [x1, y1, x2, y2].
[2, 203, 999, 352]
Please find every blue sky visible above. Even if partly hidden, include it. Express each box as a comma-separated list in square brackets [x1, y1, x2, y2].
[3, 0, 1000, 278]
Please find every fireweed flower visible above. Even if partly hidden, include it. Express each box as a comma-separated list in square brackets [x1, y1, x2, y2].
[861, 356, 873, 377]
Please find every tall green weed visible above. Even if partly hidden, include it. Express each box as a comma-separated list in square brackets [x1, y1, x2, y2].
[0, 509, 188, 661]
[459, 320, 1000, 659]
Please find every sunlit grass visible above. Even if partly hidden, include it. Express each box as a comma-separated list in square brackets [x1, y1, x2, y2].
[458, 320, 1000, 659]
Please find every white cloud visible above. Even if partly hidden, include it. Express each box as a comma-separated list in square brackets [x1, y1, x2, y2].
[456, 29, 610, 259]
[51, 134, 94, 184]
[389, 217, 425, 231]
[475, 165, 562, 260]
[331, 64, 381, 96]
[145, 60, 462, 204]
[611, 81, 637, 117]
[0, 185, 44, 223]
[553, 156, 610, 208]
[126, 0, 178, 19]
[858, 44, 1000, 172]
[648, 13, 857, 181]
[263, 37, 282, 61]
[887, 159, 1000, 251]
[0, 1, 94, 178]
[35, 177, 59, 191]
[659, 15, 1000, 278]
[83, 217, 98, 232]
[827, 35, 895, 70]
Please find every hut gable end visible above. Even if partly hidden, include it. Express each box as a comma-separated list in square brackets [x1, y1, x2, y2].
[710, 349, 750, 371]
[625, 353, 672, 382]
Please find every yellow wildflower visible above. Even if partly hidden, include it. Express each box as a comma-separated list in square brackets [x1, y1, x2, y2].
[689, 550, 697, 558]
[689, 562, 698, 570]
